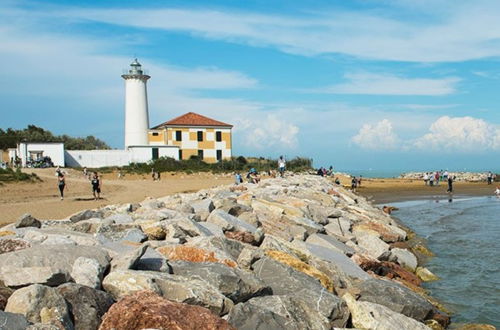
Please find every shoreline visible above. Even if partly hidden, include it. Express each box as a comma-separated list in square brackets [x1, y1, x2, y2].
[353, 177, 496, 204]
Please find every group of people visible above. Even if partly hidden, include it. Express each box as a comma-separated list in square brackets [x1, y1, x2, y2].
[487, 171, 496, 184]
[423, 171, 448, 186]
[56, 167, 101, 201]
[316, 166, 334, 177]
[235, 168, 262, 185]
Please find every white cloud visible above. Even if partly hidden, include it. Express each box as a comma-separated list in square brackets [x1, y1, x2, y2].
[234, 114, 299, 149]
[32, 1, 500, 62]
[414, 116, 500, 151]
[318, 73, 460, 96]
[351, 119, 400, 150]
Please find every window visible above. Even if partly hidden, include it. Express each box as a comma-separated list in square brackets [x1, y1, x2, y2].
[198, 149, 204, 159]
[152, 148, 159, 160]
[216, 150, 222, 161]
[216, 131, 222, 142]
[175, 131, 182, 141]
[178, 149, 183, 160]
[197, 131, 203, 142]
[152, 132, 159, 136]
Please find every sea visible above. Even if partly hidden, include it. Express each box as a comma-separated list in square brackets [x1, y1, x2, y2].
[390, 196, 500, 326]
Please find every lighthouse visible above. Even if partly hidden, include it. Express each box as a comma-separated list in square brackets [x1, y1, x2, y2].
[122, 59, 150, 148]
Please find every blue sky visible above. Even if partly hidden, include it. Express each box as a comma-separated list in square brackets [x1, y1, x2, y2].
[1, 0, 500, 172]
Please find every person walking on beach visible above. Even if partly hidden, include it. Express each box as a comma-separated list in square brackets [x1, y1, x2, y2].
[447, 175, 454, 193]
[487, 171, 493, 185]
[423, 173, 429, 185]
[278, 156, 286, 177]
[91, 172, 101, 200]
[57, 170, 66, 200]
[429, 173, 434, 186]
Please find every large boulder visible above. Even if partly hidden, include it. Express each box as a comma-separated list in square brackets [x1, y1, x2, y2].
[390, 247, 418, 271]
[57, 283, 114, 330]
[170, 260, 270, 303]
[71, 257, 106, 289]
[323, 217, 354, 242]
[355, 278, 436, 321]
[353, 221, 406, 243]
[69, 209, 103, 223]
[191, 199, 215, 221]
[207, 210, 257, 234]
[15, 214, 41, 229]
[355, 233, 391, 259]
[0, 245, 110, 288]
[227, 295, 336, 330]
[102, 269, 233, 315]
[110, 245, 147, 271]
[135, 246, 171, 272]
[99, 290, 234, 330]
[5, 284, 73, 329]
[343, 293, 430, 330]
[0, 310, 30, 330]
[252, 256, 348, 323]
[23, 228, 101, 246]
[305, 233, 355, 256]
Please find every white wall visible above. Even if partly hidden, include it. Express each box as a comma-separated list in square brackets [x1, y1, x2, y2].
[65, 150, 131, 168]
[18, 143, 65, 167]
[65, 146, 179, 168]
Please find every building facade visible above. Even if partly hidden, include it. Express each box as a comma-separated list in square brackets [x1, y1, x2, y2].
[150, 112, 232, 163]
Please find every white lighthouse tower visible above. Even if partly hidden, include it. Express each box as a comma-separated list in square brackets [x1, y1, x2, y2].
[122, 59, 150, 148]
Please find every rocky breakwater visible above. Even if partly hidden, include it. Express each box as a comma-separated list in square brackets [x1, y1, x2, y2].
[400, 171, 490, 182]
[0, 174, 455, 329]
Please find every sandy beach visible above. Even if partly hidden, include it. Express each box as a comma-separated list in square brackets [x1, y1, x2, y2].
[0, 168, 232, 226]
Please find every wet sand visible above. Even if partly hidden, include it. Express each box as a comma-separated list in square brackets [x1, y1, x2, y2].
[351, 177, 496, 204]
[0, 168, 232, 227]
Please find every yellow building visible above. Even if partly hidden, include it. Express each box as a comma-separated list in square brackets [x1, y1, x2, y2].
[149, 112, 233, 163]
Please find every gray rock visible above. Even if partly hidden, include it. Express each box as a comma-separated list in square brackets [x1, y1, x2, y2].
[355, 233, 390, 259]
[207, 210, 257, 234]
[57, 283, 114, 330]
[227, 295, 338, 330]
[5, 284, 73, 329]
[306, 204, 330, 225]
[191, 199, 215, 221]
[110, 245, 147, 271]
[237, 246, 264, 269]
[324, 218, 354, 242]
[355, 279, 435, 321]
[103, 213, 133, 224]
[135, 247, 171, 272]
[186, 236, 244, 261]
[70, 210, 103, 223]
[287, 225, 308, 241]
[283, 216, 324, 236]
[252, 257, 348, 322]
[237, 212, 262, 228]
[390, 248, 418, 271]
[343, 293, 430, 330]
[0, 310, 30, 330]
[139, 198, 164, 210]
[1, 266, 70, 288]
[306, 243, 371, 281]
[306, 234, 355, 256]
[170, 261, 270, 303]
[197, 222, 225, 237]
[169, 217, 215, 238]
[15, 214, 41, 229]
[102, 269, 233, 315]
[120, 228, 148, 243]
[23, 228, 101, 246]
[0, 245, 110, 288]
[71, 257, 105, 289]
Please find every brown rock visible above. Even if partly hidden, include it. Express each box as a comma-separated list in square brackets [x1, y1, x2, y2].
[157, 246, 237, 268]
[390, 241, 410, 250]
[357, 258, 422, 286]
[224, 231, 257, 245]
[0, 239, 31, 254]
[99, 290, 234, 330]
[382, 206, 398, 214]
[353, 221, 402, 242]
[0, 231, 15, 237]
[431, 312, 451, 328]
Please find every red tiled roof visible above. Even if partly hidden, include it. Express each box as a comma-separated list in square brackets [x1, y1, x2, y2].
[153, 112, 233, 128]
